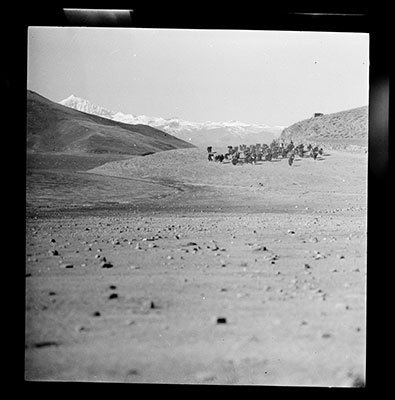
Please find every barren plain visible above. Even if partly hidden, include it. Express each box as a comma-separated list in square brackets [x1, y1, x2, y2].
[25, 147, 367, 386]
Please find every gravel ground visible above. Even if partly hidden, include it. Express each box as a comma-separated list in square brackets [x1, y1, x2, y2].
[25, 148, 367, 386]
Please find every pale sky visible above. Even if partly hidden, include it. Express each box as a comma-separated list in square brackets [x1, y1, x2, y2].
[27, 27, 369, 126]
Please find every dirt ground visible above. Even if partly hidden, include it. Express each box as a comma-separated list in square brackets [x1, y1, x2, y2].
[25, 148, 367, 386]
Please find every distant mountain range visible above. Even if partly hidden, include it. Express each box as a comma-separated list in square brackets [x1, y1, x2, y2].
[60, 94, 285, 148]
[27, 90, 194, 155]
[281, 106, 368, 150]
[29, 90, 368, 156]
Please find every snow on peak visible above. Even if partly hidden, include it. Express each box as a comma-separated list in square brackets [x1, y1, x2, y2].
[60, 95, 115, 119]
[58, 94, 283, 146]
[61, 94, 82, 103]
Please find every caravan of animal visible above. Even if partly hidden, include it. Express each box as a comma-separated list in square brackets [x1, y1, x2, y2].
[206, 139, 325, 166]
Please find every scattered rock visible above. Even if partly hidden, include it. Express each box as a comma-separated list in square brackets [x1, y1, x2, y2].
[264, 254, 278, 262]
[150, 301, 157, 309]
[48, 249, 59, 256]
[60, 263, 74, 269]
[31, 340, 60, 349]
[92, 311, 101, 317]
[109, 285, 117, 290]
[101, 262, 114, 269]
[76, 325, 89, 332]
[216, 317, 227, 324]
[304, 263, 311, 269]
[253, 245, 268, 252]
[108, 293, 118, 300]
[321, 332, 332, 339]
[314, 252, 325, 260]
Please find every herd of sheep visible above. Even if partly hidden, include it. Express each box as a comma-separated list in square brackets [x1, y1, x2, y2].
[207, 140, 324, 166]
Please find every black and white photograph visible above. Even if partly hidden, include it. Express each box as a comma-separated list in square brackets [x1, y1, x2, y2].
[24, 9, 372, 386]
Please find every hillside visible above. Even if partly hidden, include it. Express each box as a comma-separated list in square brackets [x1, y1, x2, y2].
[281, 106, 368, 151]
[27, 90, 195, 155]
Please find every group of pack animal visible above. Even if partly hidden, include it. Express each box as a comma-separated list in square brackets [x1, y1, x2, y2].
[207, 141, 324, 166]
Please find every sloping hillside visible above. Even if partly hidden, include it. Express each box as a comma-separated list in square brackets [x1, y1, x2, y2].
[27, 90, 195, 155]
[281, 106, 368, 151]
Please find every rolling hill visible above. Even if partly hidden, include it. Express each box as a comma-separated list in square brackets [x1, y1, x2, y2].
[281, 106, 368, 151]
[27, 90, 195, 155]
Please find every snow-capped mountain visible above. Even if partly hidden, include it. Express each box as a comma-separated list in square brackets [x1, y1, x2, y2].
[60, 94, 115, 119]
[59, 95, 285, 147]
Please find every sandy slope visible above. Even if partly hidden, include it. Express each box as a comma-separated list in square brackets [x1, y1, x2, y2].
[86, 148, 367, 214]
[25, 148, 367, 386]
[281, 106, 368, 152]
